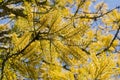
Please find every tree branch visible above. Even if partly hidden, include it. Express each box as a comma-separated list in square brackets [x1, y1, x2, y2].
[96, 25, 120, 56]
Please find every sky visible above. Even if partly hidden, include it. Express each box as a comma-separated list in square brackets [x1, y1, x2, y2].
[89, 0, 120, 12]
[104, 0, 120, 9]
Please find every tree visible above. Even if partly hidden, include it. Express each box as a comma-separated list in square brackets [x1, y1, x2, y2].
[0, 0, 120, 80]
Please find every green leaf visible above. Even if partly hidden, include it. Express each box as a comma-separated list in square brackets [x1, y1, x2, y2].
[0, 0, 3, 2]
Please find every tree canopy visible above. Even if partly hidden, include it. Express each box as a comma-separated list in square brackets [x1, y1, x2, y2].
[0, 0, 120, 80]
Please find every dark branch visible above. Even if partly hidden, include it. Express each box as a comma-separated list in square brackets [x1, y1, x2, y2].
[96, 25, 120, 56]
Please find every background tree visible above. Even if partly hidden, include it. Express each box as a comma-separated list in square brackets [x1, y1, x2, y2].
[0, 0, 120, 80]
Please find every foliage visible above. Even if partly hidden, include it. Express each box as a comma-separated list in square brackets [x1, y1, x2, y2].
[0, 0, 120, 80]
